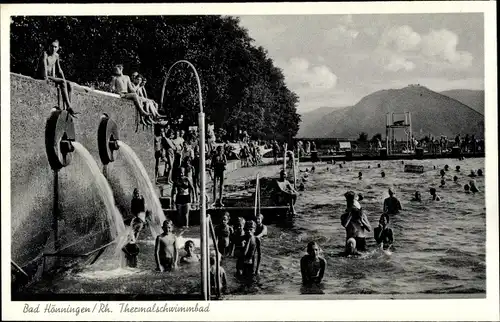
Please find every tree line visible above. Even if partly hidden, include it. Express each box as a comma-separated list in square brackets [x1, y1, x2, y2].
[10, 16, 301, 141]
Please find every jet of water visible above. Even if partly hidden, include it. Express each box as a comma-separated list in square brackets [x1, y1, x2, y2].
[73, 142, 126, 239]
[117, 141, 166, 238]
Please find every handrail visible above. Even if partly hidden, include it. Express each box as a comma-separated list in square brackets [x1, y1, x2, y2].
[254, 174, 261, 218]
[207, 216, 221, 299]
[283, 143, 287, 172]
[43, 240, 116, 258]
[11, 260, 29, 278]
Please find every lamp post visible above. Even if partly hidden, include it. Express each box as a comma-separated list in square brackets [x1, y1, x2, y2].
[161, 60, 208, 301]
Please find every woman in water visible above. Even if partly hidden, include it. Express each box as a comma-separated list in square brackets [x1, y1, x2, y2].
[171, 167, 195, 228]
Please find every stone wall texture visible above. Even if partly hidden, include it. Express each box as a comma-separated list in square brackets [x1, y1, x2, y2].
[10, 74, 155, 273]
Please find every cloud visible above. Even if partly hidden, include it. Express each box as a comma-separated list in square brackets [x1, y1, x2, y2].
[385, 55, 416, 72]
[380, 25, 421, 52]
[420, 29, 474, 68]
[283, 57, 338, 90]
[378, 26, 473, 70]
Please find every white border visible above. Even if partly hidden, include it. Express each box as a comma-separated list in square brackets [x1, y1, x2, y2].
[1, 2, 498, 321]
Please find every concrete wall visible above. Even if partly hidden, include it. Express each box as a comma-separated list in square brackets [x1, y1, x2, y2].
[10, 74, 155, 274]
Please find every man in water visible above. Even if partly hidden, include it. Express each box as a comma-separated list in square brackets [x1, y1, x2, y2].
[341, 191, 371, 253]
[374, 214, 394, 250]
[37, 39, 78, 116]
[300, 241, 326, 284]
[276, 169, 298, 215]
[383, 188, 402, 215]
[429, 188, 441, 201]
[155, 220, 178, 272]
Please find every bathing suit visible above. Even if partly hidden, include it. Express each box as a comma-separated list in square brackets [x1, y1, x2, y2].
[212, 154, 227, 175]
[175, 177, 191, 204]
[159, 257, 174, 271]
[354, 237, 367, 251]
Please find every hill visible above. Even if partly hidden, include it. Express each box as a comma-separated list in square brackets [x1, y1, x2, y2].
[297, 85, 484, 139]
[298, 106, 346, 138]
[440, 89, 484, 115]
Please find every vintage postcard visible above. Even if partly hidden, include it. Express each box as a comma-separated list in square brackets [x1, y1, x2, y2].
[1, 2, 498, 321]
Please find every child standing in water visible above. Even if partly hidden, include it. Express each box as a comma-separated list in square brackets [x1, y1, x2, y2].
[210, 256, 228, 294]
[155, 220, 178, 272]
[238, 221, 262, 278]
[254, 214, 268, 238]
[215, 212, 233, 257]
[180, 240, 200, 264]
[300, 241, 326, 284]
[374, 214, 394, 250]
[229, 217, 246, 260]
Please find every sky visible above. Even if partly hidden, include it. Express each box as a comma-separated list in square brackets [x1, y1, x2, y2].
[238, 14, 484, 114]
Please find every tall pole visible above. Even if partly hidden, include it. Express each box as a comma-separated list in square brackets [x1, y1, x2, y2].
[162, 60, 208, 301]
[53, 170, 60, 251]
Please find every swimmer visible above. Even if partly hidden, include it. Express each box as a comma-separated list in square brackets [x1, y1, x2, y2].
[215, 212, 233, 257]
[433, 165, 436, 170]
[237, 221, 262, 278]
[381, 171, 386, 178]
[440, 169, 445, 178]
[341, 191, 371, 252]
[300, 241, 326, 284]
[378, 164, 381, 168]
[343, 161, 346, 164]
[255, 214, 268, 238]
[453, 176, 458, 183]
[342, 238, 361, 257]
[358, 172, 362, 180]
[455, 166, 461, 172]
[155, 220, 178, 272]
[469, 180, 479, 193]
[440, 179, 446, 188]
[374, 214, 394, 250]
[401, 161, 404, 164]
[469, 170, 477, 177]
[411, 191, 422, 202]
[298, 182, 305, 191]
[180, 240, 200, 264]
[339, 164, 343, 169]
[477, 169, 483, 176]
[357, 193, 364, 202]
[311, 166, 316, 173]
[368, 165, 371, 169]
[429, 188, 441, 201]
[464, 184, 471, 194]
[444, 165, 449, 171]
[383, 188, 402, 215]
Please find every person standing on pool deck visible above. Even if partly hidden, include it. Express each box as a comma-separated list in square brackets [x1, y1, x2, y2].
[383, 188, 402, 215]
[341, 191, 371, 252]
[171, 167, 195, 228]
[211, 146, 227, 207]
[300, 241, 326, 285]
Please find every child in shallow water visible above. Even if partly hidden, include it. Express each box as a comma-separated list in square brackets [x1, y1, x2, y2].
[180, 240, 200, 264]
[155, 220, 178, 272]
[238, 220, 262, 278]
[374, 214, 394, 250]
[300, 241, 326, 284]
[215, 212, 233, 257]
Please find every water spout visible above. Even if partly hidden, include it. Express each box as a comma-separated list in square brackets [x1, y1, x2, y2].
[116, 140, 166, 238]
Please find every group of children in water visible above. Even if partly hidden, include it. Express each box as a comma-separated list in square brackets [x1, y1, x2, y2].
[152, 211, 267, 294]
